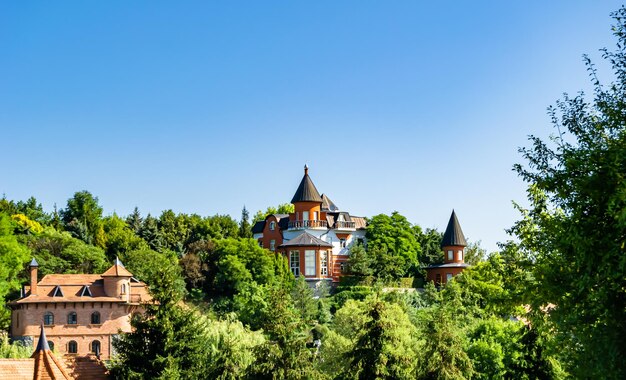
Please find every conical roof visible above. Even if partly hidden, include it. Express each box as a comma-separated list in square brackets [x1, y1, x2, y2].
[101, 258, 133, 277]
[441, 210, 467, 247]
[32, 324, 72, 379]
[291, 165, 323, 204]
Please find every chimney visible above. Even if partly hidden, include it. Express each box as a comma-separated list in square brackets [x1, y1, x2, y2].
[29, 258, 39, 296]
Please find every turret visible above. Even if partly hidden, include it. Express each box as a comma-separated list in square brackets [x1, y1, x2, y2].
[290, 165, 324, 228]
[101, 257, 133, 301]
[29, 258, 39, 296]
[441, 210, 467, 264]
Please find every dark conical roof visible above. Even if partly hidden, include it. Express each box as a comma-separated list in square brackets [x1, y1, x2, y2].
[441, 210, 467, 247]
[291, 165, 323, 204]
[34, 324, 50, 352]
[30, 258, 39, 267]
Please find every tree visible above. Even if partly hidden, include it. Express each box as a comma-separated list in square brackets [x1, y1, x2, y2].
[291, 275, 316, 322]
[239, 206, 252, 239]
[347, 243, 373, 277]
[415, 227, 443, 266]
[366, 212, 421, 275]
[0, 213, 30, 329]
[60, 191, 103, 245]
[511, 7, 626, 378]
[102, 214, 149, 260]
[252, 203, 294, 224]
[463, 240, 487, 266]
[111, 263, 207, 379]
[342, 296, 418, 380]
[126, 207, 143, 234]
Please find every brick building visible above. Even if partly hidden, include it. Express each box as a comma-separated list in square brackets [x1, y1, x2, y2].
[425, 210, 470, 285]
[9, 258, 150, 360]
[252, 165, 367, 283]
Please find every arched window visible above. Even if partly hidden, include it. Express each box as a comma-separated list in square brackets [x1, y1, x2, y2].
[121, 283, 127, 294]
[67, 312, 77, 325]
[91, 311, 101, 324]
[90, 340, 101, 355]
[68, 341, 77, 354]
[48, 341, 54, 351]
[43, 312, 54, 326]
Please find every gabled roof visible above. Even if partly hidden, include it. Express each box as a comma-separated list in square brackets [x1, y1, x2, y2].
[101, 258, 133, 277]
[441, 210, 467, 247]
[321, 194, 339, 212]
[279, 231, 332, 248]
[291, 165, 323, 204]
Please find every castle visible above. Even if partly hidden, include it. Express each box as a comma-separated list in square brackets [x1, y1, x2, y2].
[253, 165, 469, 285]
[9, 258, 149, 360]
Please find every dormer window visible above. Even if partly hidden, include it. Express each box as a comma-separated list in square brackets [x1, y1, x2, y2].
[80, 285, 92, 297]
[52, 285, 64, 297]
[269, 221, 276, 231]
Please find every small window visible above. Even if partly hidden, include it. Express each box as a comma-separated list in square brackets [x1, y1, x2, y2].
[270, 240, 275, 251]
[447, 250, 453, 261]
[446, 273, 454, 282]
[313, 211, 318, 221]
[290, 251, 300, 276]
[435, 273, 442, 285]
[269, 221, 276, 231]
[320, 251, 328, 276]
[457, 250, 463, 261]
[80, 285, 92, 297]
[67, 312, 77, 325]
[48, 341, 54, 351]
[91, 340, 101, 355]
[43, 312, 54, 326]
[340, 262, 346, 273]
[52, 285, 64, 297]
[68, 341, 78, 354]
[91, 312, 101, 324]
[121, 283, 127, 294]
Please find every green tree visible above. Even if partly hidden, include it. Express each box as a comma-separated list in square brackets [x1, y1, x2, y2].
[366, 212, 421, 275]
[102, 214, 149, 260]
[239, 206, 252, 239]
[463, 241, 487, 266]
[342, 296, 418, 380]
[0, 213, 30, 329]
[60, 191, 103, 245]
[126, 207, 143, 234]
[16, 197, 50, 225]
[252, 203, 294, 224]
[415, 227, 443, 266]
[111, 263, 206, 379]
[347, 243, 373, 277]
[511, 7, 626, 378]
[291, 275, 316, 322]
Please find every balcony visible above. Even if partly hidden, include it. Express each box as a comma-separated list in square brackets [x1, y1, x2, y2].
[288, 220, 328, 230]
[334, 221, 356, 231]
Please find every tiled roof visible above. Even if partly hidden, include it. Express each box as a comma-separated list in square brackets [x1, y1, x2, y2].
[441, 210, 467, 247]
[101, 261, 133, 277]
[0, 359, 34, 380]
[352, 216, 367, 230]
[279, 232, 332, 248]
[62, 357, 109, 380]
[425, 262, 471, 269]
[291, 166, 323, 203]
[321, 194, 339, 212]
[32, 325, 72, 379]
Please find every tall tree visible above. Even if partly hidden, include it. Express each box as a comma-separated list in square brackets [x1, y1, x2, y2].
[252, 203, 294, 224]
[126, 207, 143, 234]
[60, 191, 103, 245]
[239, 206, 252, 239]
[0, 213, 30, 329]
[366, 212, 421, 274]
[511, 7, 626, 378]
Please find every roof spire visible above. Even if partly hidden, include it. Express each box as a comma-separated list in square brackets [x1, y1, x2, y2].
[291, 166, 322, 204]
[34, 324, 50, 352]
[304, 164, 308, 175]
[441, 209, 467, 247]
[30, 258, 39, 267]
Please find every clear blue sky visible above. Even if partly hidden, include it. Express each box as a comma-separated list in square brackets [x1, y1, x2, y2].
[1, 1, 623, 252]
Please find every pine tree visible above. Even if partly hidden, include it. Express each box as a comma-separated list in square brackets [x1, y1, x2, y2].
[239, 206, 252, 239]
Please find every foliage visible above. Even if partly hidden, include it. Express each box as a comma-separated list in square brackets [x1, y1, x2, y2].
[60, 191, 104, 246]
[102, 214, 149, 260]
[239, 206, 252, 239]
[24, 227, 109, 276]
[511, 7, 626, 378]
[11, 213, 43, 234]
[463, 240, 487, 266]
[291, 275, 317, 323]
[252, 203, 295, 224]
[0, 213, 30, 329]
[366, 212, 421, 275]
[415, 227, 443, 266]
[0, 332, 31, 358]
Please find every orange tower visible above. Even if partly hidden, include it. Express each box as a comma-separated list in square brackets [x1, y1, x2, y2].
[426, 210, 470, 285]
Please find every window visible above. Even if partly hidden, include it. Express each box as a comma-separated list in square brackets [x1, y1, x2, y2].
[43, 312, 54, 326]
[303, 211, 309, 221]
[320, 251, 328, 276]
[91, 340, 101, 355]
[16, 313, 19, 328]
[290, 251, 300, 276]
[91, 312, 101, 324]
[258, 241, 263, 248]
[48, 341, 54, 351]
[52, 285, 64, 297]
[340, 238, 347, 248]
[121, 283, 127, 294]
[457, 250, 463, 261]
[447, 250, 453, 261]
[313, 211, 318, 221]
[435, 273, 442, 285]
[80, 285, 92, 297]
[305, 250, 316, 276]
[340, 262, 346, 273]
[68, 341, 77, 354]
[446, 273, 453, 282]
[270, 240, 276, 251]
[67, 312, 77, 325]
[269, 221, 276, 231]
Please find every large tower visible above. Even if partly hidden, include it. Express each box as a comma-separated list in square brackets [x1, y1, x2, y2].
[425, 210, 470, 285]
[289, 164, 324, 229]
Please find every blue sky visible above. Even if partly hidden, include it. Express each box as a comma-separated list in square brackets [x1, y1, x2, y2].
[1, 1, 623, 252]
